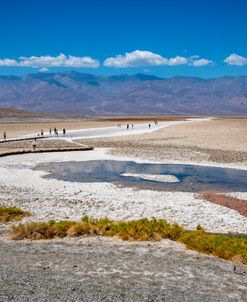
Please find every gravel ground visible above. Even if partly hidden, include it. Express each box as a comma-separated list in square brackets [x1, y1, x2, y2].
[0, 236, 246, 302]
[0, 139, 81, 151]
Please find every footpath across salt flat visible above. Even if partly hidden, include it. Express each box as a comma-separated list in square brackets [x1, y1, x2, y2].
[62, 120, 182, 139]
[22, 118, 211, 140]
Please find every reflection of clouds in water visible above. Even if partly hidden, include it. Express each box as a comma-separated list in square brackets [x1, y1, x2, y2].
[101, 161, 126, 173]
[35, 160, 247, 193]
[121, 173, 179, 183]
[46, 161, 200, 176]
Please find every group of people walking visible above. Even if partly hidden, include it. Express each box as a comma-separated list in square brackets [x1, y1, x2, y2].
[126, 124, 134, 130]
[2, 126, 67, 143]
[117, 120, 158, 131]
[31, 127, 67, 151]
[38, 127, 67, 137]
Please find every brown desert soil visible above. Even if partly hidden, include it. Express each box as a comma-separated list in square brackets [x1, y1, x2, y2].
[201, 192, 247, 217]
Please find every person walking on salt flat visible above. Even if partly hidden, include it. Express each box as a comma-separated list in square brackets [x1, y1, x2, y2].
[32, 138, 37, 151]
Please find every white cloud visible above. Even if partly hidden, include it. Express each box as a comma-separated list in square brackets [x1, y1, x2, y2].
[0, 54, 100, 68]
[224, 53, 247, 66]
[0, 58, 17, 66]
[104, 50, 167, 68]
[19, 53, 100, 68]
[63, 55, 100, 68]
[0, 51, 214, 69]
[190, 58, 213, 67]
[167, 56, 188, 66]
[104, 50, 212, 68]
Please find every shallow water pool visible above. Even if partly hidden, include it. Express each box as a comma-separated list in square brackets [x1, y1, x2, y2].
[34, 160, 247, 193]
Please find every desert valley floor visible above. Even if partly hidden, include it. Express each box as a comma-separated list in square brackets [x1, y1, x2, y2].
[0, 116, 246, 301]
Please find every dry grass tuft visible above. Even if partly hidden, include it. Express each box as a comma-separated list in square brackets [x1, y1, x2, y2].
[9, 216, 247, 264]
[0, 205, 30, 222]
[178, 229, 247, 264]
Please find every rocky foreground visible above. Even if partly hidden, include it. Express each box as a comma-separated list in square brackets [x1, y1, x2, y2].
[0, 236, 246, 302]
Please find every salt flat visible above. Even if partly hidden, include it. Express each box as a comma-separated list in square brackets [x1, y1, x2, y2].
[0, 147, 246, 234]
[1, 117, 247, 231]
[0, 117, 246, 302]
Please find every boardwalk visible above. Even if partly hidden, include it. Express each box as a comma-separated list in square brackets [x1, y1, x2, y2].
[0, 138, 93, 157]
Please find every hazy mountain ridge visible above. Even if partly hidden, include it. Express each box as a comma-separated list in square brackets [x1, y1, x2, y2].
[0, 71, 247, 115]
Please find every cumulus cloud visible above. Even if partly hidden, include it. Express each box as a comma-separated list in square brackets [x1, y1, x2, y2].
[104, 50, 189, 67]
[224, 53, 247, 66]
[19, 53, 100, 68]
[0, 58, 17, 66]
[0, 51, 214, 69]
[190, 58, 213, 67]
[104, 50, 212, 68]
[104, 50, 167, 68]
[0, 54, 100, 68]
[167, 56, 188, 66]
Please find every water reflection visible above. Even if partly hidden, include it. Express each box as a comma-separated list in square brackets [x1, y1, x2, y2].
[34, 160, 247, 193]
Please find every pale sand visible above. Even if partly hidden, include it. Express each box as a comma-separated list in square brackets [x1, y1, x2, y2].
[0, 116, 184, 138]
[0, 120, 122, 138]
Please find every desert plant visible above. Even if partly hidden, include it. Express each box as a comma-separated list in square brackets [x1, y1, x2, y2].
[9, 216, 247, 264]
[0, 205, 30, 222]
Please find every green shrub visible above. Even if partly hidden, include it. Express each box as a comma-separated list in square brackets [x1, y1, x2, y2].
[179, 231, 247, 263]
[0, 205, 30, 222]
[9, 216, 247, 264]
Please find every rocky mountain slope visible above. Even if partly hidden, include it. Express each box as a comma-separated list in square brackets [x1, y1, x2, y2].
[0, 72, 247, 115]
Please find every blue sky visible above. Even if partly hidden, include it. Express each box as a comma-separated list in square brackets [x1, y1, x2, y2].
[0, 0, 247, 78]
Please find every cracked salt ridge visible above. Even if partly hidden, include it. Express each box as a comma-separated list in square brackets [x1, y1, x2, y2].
[0, 148, 247, 234]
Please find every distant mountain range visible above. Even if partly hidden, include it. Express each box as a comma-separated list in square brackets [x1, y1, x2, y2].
[0, 71, 247, 115]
